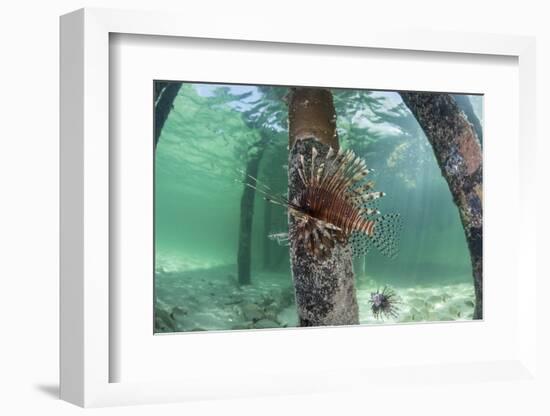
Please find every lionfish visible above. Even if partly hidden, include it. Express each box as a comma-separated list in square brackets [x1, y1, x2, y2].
[369, 286, 400, 319]
[241, 144, 401, 260]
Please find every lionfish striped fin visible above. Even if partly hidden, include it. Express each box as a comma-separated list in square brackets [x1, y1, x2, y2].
[299, 154, 308, 184]
[362, 191, 386, 202]
[349, 181, 375, 197]
[311, 146, 318, 184]
[357, 207, 380, 217]
[305, 215, 344, 257]
[297, 163, 308, 186]
[320, 149, 349, 191]
[324, 151, 369, 199]
[361, 219, 376, 236]
[320, 150, 355, 196]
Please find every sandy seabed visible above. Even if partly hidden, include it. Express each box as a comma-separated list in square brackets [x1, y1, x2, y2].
[154, 263, 475, 333]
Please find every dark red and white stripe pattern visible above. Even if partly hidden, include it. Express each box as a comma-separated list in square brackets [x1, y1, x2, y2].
[290, 145, 399, 259]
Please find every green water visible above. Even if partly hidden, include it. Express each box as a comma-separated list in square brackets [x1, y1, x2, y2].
[154, 83, 482, 333]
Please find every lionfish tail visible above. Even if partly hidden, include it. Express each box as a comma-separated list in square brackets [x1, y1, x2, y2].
[372, 213, 402, 259]
[350, 213, 402, 259]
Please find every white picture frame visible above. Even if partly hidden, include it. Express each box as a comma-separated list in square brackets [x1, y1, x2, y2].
[60, 7, 539, 408]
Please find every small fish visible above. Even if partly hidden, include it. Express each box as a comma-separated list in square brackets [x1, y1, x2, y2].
[369, 286, 400, 320]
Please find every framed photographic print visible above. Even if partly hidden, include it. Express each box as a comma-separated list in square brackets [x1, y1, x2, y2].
[152, 80, 483, 334]
[60, 7, 539, 409]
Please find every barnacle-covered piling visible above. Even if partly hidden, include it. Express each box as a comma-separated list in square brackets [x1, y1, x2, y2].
[400, 92, 483, 319]
[288, 88, 359, 326]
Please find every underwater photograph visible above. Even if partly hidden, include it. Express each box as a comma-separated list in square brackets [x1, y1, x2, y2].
[154, 82, 483, 333]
